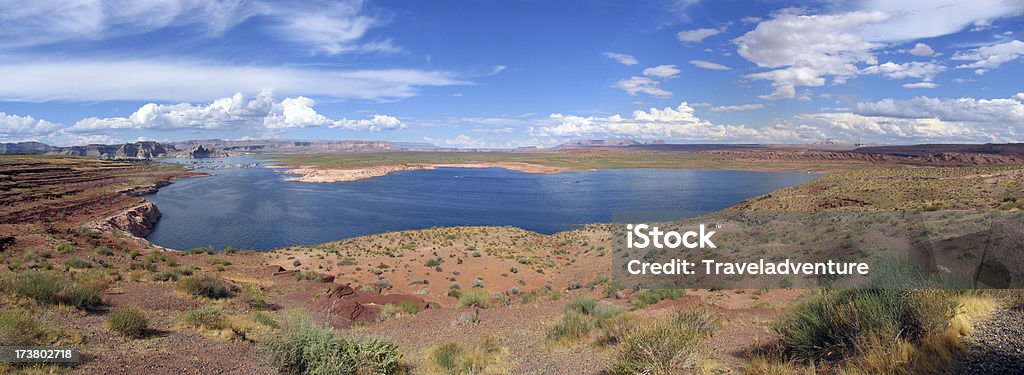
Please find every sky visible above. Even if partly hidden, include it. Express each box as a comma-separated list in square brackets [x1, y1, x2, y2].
[1, 0, 1023, 147]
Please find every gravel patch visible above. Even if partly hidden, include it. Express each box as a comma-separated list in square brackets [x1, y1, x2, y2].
[958, 307, 1024, 375]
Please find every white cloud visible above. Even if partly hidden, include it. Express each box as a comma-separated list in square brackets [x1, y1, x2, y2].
[642, 65, 681, 79]
[793, 112, 981, 142]
[740, 16, 762, 24]
[902, 82, 938, 89]
[688, 60, 731, 70]
[952, 40, 1024, 70]
[0, 112, 60, 135]
[69, 91, 404, 133]
[855, 0, 1024, 42]
[853, 93, 1024, 124]
[535, 102, 806, 142]
[613, 76, 672, 98]
[709, 104, 765, 112]
[0, 0, 397, 55]
[908, 43, 935, 56]
[0, 0, 255, 49]
[0, 58, 465, 102]
[735, 10, 889, 99]
[268, 0, 398, 55]
[860, 61, 945, 81]
[439, 134, 488, 148]
[677, 28, 722, 43]
[489, 65, 508, 75]
[604, 52, 639, 65]
[736, 2, 1024, 100]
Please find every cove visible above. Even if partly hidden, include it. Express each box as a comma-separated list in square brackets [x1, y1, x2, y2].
[144, 156, 821, 251]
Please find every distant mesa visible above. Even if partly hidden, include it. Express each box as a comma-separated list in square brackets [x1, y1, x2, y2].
[176, 144, 229, 159]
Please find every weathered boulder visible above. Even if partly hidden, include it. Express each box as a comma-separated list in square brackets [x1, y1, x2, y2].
[108, 201, 162, 237]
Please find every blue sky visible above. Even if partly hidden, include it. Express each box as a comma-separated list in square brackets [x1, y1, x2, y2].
[1, 0, 1023, 147]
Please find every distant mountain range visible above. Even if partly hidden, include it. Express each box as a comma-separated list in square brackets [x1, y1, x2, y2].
[2, 139, 1024, 160]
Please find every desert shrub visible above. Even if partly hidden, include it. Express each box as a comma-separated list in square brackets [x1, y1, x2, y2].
[253, 312, 279, 328]
[184, 306, 227, 330]
[428, 338, 502, 375]
[266, 312, 402, 375]
[241, 284, 271, 310]
[10, 270, 105, 309]
[629, 288, 685, 309]
[772, 289, 958, 361]
[108, 308, 148, 338]
[152, 266, 196, 282]
[424, 257, 443, 267]
[56, 243, 76, 254]
[0, 310, 43, 346]
[458, 288, 490, 309]
[378, 301, 422, 322]
[566, 296, 597, 315]
[95, 246, 114, 256]
[184, 247, 214, 255]
[610, 309, 716, 375]
[64, 257, 93, 269]
[294, 271, 324, 282]
[674, 307, 720, 337]
[177, 275, 233, 299]
[547, 311, 594, 342]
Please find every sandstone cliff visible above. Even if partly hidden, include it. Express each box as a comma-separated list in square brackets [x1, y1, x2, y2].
[108, 201, 162, 237]
[175, 144, 230, 158]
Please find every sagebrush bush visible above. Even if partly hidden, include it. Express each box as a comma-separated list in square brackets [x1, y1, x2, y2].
[772, 289, 958, 361]
[458, 288, 490, 309]
[428, 338, 501, 375]
[629, 289, 685, 309]
[0, 309, 43, 346]
[108, 308, 148, 338]
[547, 311, 594, 342]
[152, 266, 196, 282]
[184, 306, 228, 330]
[177, 275, 233, 299]
[9, 270, 105, 309]
[266, 312, 402, 375]
[611, 308, 719, 375]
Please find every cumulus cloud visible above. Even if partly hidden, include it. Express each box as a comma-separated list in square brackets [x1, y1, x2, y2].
[789, 93, 1024, 142]
[952, 40, 1024, 71]
[709, 104, 765, 112]
[689, 60, 731, 70]
[736, 2, 1023, 99]
[614, 76, 672, 98]
[69, 91, 404, 133]
[908, 43, 935, 56]
[860, 61, 945, 81]
[677, 28, 722, 43]
[0, 59, 464, 102]
[0, 112, 60, 136]
[604, 52, 639, 65]
[534, 102, 806, 142]
[792, 112, 980, 142]
[735, 10, 889, 99]
[642, 65, 681, 79]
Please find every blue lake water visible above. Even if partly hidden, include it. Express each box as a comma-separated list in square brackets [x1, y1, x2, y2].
[145, 157, 821, 251]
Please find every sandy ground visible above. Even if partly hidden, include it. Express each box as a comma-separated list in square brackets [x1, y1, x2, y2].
[273, 162, 577, 183]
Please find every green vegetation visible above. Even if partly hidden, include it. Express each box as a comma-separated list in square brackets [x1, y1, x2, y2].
[428, 335, 503, 375]
[153, 266, 196, 282]
[377, 301, 422, 322]
[772, 289, 958, 361]
[611, 309, 719, 375]
[548, 297, 624, 343]
[177, 275, 233, 299]
[0, 309, 43, 346]
[108, 308, 148, 338]
[266, 312, 402, 375]
[184, 306, 228, 330]
[629, 289, 685, 309]
[458, 288, 490, 309]
[4, 270, 105, 309]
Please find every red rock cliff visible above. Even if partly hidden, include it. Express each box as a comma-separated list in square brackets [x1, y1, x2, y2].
[108, 201, 162, 237]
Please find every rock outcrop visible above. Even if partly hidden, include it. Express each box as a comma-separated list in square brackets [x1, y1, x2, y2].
[175, 144, 229, 158]
[49, 141, 175, 159]
[312, 284, 428, 325]
[108, 201, 162, 237]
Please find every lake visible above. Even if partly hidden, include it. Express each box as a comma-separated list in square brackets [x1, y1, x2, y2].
[144, 157, 821, 250]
